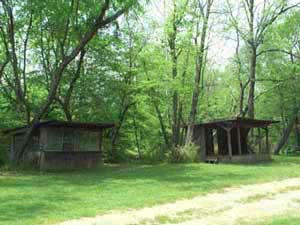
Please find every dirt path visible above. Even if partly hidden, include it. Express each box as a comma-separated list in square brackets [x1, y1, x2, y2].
[59, 178, 300, 225]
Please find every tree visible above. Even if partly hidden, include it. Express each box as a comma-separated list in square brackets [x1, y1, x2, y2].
[226, 0, 300, 119]
[0, 0, 33, 123]
[1, 0, 136, 164]
[165, 0, 190, 148]
[259, 11, 300, 154]
[55, 49, 86, 121]
[185, 0, 214, 144]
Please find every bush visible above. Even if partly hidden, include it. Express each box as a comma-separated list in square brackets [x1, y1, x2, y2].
[136, 146, 165, 164]
[169, 144, 198, 163]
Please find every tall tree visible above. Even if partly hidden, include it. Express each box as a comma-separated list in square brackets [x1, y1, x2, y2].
[166, 0, 189, 148]
[226, 0, 300, 118]
[6, 0, 136, 163]
[0, 0, 33, 123]
[185, 0, 214, 144]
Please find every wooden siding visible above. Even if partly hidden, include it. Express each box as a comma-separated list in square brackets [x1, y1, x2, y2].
[44, 127, 100, 152]
[40, 151, 103, 170]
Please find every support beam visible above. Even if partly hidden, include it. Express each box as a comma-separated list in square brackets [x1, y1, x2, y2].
[10, 136, 15, 162]
[237, 127, 242, 155]
[98, 131, 103, 152]
[265, 127, 269, 154]
[199, 127, 207, 161]
[226, 129, 233, 158]
[258, 128, 262, 153]
[210, 129, 215, 156]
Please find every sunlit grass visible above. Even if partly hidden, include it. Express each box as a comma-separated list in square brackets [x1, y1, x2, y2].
[242, 211, 300, 225]
[1, 156, 300, 225]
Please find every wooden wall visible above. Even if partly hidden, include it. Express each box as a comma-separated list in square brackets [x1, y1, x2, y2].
[10, 127, 104, 169]
[40, 151, 103, 170]
[43, 127, 101, 152]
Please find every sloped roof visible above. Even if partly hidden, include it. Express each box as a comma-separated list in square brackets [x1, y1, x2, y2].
[4, 120, 115, 135]
[193, 117, 279, 128]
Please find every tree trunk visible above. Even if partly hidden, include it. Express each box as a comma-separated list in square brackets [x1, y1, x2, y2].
[153, 102, 171, 149]
[239, 83, 245, 116]
[247, 46, 257, 119]
[172, 91, 179, 147]
[294, 116, 300, 152]
[169, 0, 180, 148]
[274, 114, 297, 155]
[186, 52, 202, 144]
[186, 1, 212, 144]
[111, 125, 120, 162]
[110, 102, 135, 162]
[133, 113, 141, 159]
[60, 49, 86, 121]
[246, 0, 257, 119]
[143, 61, 171, 150]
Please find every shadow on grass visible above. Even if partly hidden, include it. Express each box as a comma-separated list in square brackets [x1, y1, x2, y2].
[1, 157, 300, 225]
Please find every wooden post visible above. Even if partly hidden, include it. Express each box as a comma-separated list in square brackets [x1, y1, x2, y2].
[98, 131, 104, 163]
[265, 127, 269, 154]
[10, 136, 15, 162]
[210, 129, 215, 156]
[98, 131, 103, 152]
[237, 127, 242, 155]
[39, 128, 47, 151]
[226, 128, 233, 158]
[199, 127, 206, 161]
[258, 128, 262, 153]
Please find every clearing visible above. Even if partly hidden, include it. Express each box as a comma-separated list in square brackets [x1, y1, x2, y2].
[1, 156, 300, 225]
[60, 178, 300, 225]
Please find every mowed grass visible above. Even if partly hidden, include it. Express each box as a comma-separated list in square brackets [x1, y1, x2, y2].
[245, 212, 300, 225]
[1, 156, 300, 225]
[260, 216, 300, 225]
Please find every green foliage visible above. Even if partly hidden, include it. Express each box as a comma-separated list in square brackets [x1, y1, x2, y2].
[169, 144, 198, 163]
[1, 0, 300, 162]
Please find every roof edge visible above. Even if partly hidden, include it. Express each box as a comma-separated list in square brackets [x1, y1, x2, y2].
[3, 120, 116, 135]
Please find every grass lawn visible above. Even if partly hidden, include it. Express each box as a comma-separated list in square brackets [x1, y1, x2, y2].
[261, 216, 300, 225]
[1, 156, 300, 225]
[245, 212, 300, 225]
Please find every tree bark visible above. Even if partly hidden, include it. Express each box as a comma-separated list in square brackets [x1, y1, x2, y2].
[167, 0, 180, 148]
[143, 61, 171, 150]
[133, 112, 141, 160]
[274, 114, 297, 155]
[247, 46, 257, 119]
[1, 1, 32, 120]
[111, 102, 135, 162]
[58, 49, 86, 121]
[186, 0, 213, 144]
[154, 101, 171, 149]
[294, 116, 300, 152]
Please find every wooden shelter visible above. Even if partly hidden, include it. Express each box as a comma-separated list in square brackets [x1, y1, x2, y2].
[191, 117, 278, 163]
[5, 120, 114, 170]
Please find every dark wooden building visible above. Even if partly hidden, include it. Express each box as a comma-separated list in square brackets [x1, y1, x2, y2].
[191, 117, 278, 163]
[6, 120, 114, 170]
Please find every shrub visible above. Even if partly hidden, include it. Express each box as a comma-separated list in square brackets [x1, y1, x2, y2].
[169, 144, 198, 163]
[140, 146, 166, 164]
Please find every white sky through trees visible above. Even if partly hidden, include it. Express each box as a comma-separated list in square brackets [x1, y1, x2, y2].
[145, 0, 299, 68]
